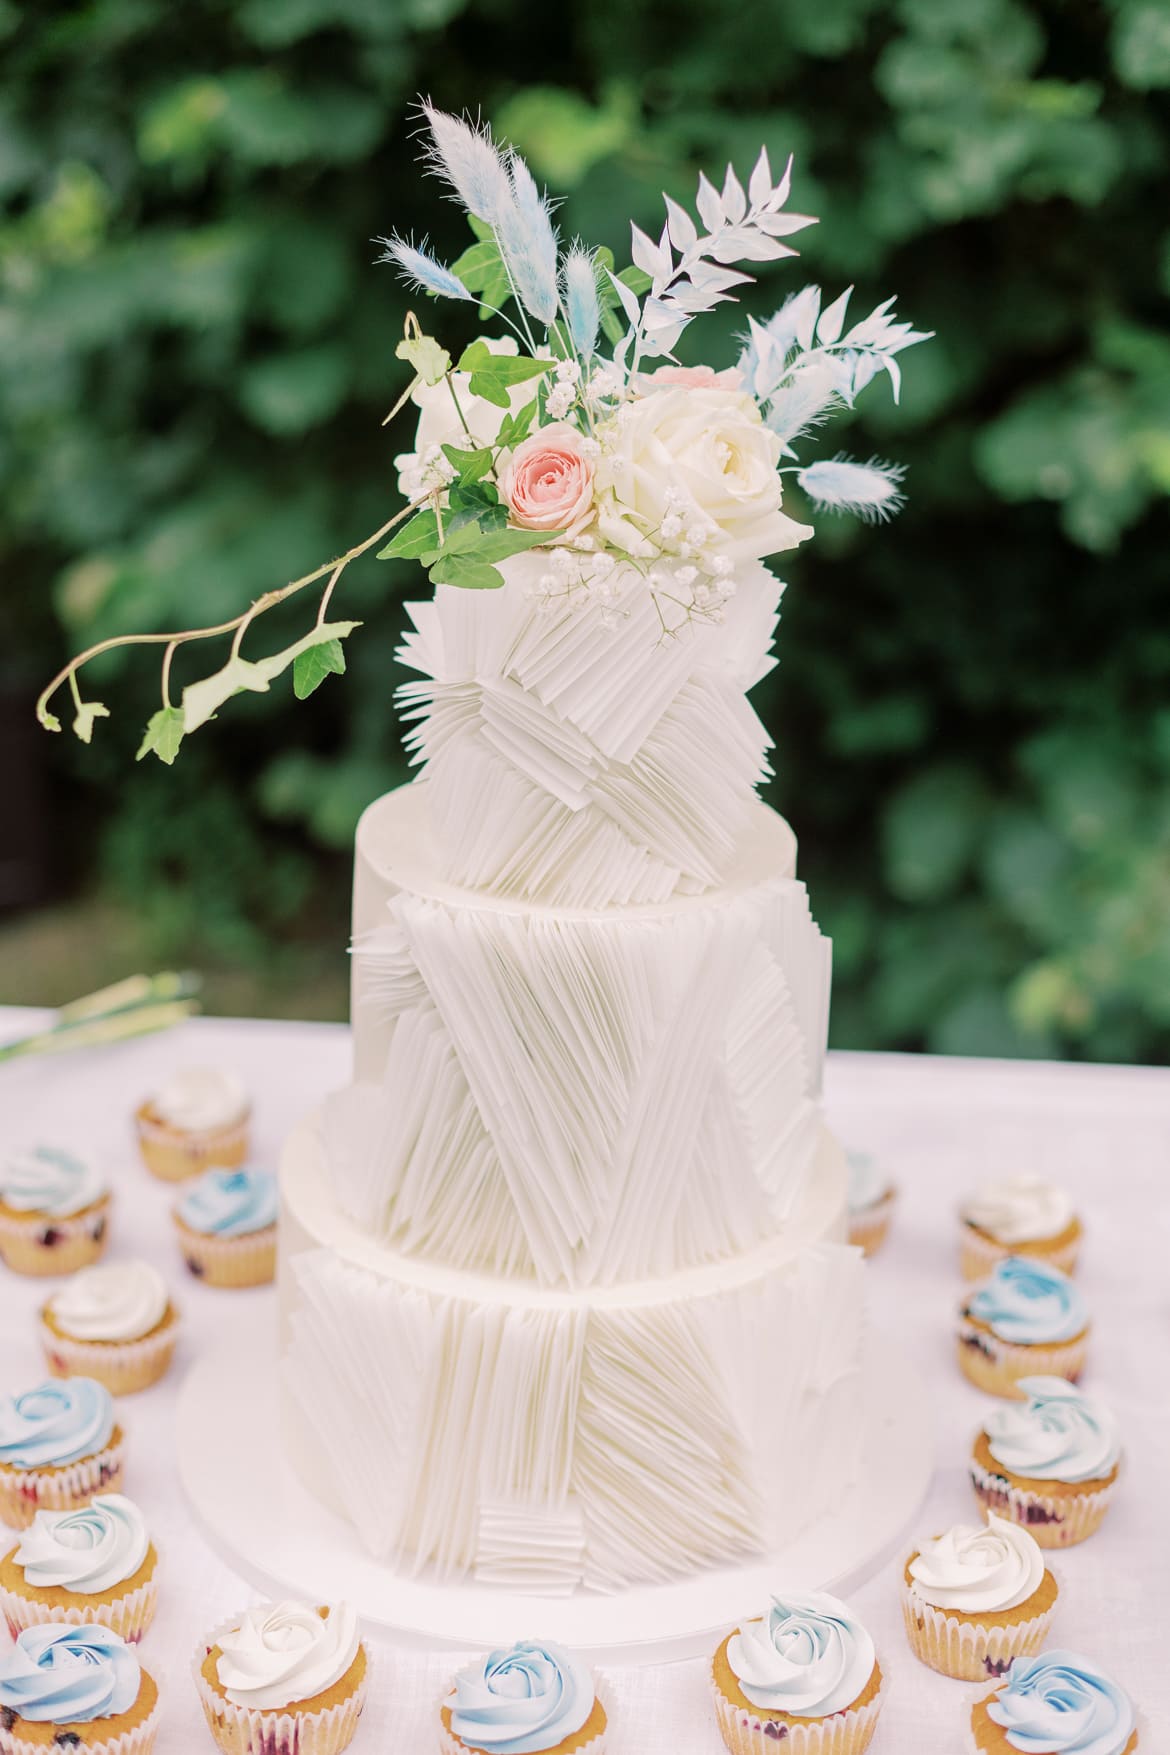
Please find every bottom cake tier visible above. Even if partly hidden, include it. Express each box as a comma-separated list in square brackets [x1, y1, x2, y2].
[278, 1116, 865, 1596]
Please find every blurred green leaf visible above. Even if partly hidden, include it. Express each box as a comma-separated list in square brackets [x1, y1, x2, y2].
[238, 345, 350, 434]
[882, 766, 988, 901]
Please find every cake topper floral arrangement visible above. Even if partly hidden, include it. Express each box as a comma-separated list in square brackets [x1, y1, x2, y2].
[37, 104, 929, 765]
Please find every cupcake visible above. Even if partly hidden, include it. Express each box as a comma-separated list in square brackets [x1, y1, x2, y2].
[0, 1622, 160, 1755]
[40, 1262, 179, 1396]
[134, 1066, 250, 1183]
[194, 1600, 367, 1755]
[957, 1257, 1089, 1399]
[711, 1591, 884, 1755]
[901, 1513, 1057, 1681]
[0, 1146, 110, 1278]
[440, 1640, 606, 1755]
[970, 1376, 1122, 1547]
[960, 1176, 1081, 1282]
[0, 1380, 123, 1530]
[173, 1167, 277, 1288]
[845, 1152, 896, 1258]
[0, 1495, 157, 1643]
[968, 1649, 1140, 1753]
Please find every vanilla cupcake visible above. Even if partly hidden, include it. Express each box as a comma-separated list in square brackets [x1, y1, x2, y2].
[968, 1649, 1140, 1753]
[901, 1513, 1057, 1681]
[0, 1495, 157, 1643]
[971, 1377, 1121, 1547]
[958, 1257, 1089, 1398]
[0, 1622, 160, 1755]
[845, 1153, 896, 1258]
[0, 1379, 124, 1530]
[173, 1167, 277, 1288]
[711, 1591, 885, 1755]
[440, 1640, 606, 1755]
[0, 1146, 110, 1277]
[134, 1066, 250, 1182]
[194, 1600, 367, 1755]
[960, 1176, 1081, 1282]
[40, 1262, 179, 1396]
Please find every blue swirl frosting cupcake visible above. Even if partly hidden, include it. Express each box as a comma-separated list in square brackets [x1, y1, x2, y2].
[172, 1167, 277, 1288]
[971, 1377, 1122, 1547]
[0, 1145, 111, 1278]
[845, 1152, 896, 1258]
[958, 1257, 1090, 1399]
[0, 1379, 124, 1530]
[969, 1650, 1139, 1753]
[0, 1622, 160, 1754]
[711, 1591, 885, 1755]
[439, 1640, 606, 1755]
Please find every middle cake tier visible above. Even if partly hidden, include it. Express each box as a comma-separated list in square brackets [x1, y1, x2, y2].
[329, 783, 833, 1289]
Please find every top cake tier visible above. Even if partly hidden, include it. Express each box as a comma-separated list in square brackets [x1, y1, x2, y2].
[395, 550, 784, 908]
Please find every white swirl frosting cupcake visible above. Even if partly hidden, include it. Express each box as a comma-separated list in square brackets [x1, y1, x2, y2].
[0, 1145, 111, 1277]
[971, 1376, 1122, 1547]
[960, 1175, 1081, 1281]
[40, 1260, 179, 1396]
[135, 1065, 250, 1182]
[440, 1640, 607, 1755]
[0, 1493, 158, 1642]
[194, 1600, 368, 1755]
[711, 1591, 885, 1755]
[902, 1513, 1058, 1681]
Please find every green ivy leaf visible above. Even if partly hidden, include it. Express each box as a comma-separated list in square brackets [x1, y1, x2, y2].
[456, 341, 555, 409]
[136, 705, 186, 765]
[377, 508, 440, 561]
[494, 399, 539, 448]
[440, 523, 559, 562]
[72, 699, 110, 744]
[292, 636, 346, 698]
[450, 235, 511, 320]
[428, 555, 506, 589]
[182, 621, 359, 730]
[440, 444, 494, 483]
[395, 332, 450, 386]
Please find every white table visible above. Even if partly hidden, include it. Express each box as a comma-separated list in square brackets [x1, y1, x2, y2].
[1, 1009, 1167, 1750]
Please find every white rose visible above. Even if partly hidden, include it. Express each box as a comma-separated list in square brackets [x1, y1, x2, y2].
[594, 386, 812, 563]
[394, 336, 535, 500]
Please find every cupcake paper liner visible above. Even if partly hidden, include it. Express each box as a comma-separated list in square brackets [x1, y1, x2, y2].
[0, 1570, 157, 1644]
[173, 1220, 276, 1289]
[40, 1313, 179, 1396]
[0, 1199, 110, 1278]
[0, 1436, 124, 1530]
[710, 1661, 886, 1755]
[135, 1107, 250, 1183]
[969, 1454, 1116, 1547]
[847, 1188, 896, 1259]
[963, 1680, 1145, 1754]
[193, 1622, 368, 1755]
[900, 1578, 1056, 1682]
[0, 1675, 160, 1755]
[959, 1225, 1081, 1284]
[955, 1321, 1088, 1399]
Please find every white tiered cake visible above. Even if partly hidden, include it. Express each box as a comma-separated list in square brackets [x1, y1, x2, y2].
[276, 553, 865, 1596]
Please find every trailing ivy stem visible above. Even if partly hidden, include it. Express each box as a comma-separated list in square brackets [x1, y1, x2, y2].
[67, 669, 84, 714]
[316, 558, 347, 626]
[161, 642, 177, 709]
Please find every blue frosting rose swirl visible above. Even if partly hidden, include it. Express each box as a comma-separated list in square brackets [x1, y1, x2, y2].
[0, 1623, 140, 1724]
[985, 1377, 1121, 1484]
[968, 1257, 1088, 1345]
[987, 1651, 1135, 1754]
[176, 1167, 277, 1238]
[727, 1591, 876, 1717]
[0, 1379, 114, 1470]
[448, 1640, 595, 1754]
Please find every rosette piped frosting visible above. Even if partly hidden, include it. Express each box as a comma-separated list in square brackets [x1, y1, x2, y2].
[177, 1167, 277, 1238]
[963, 1177, 1073, 1245]
[968, 1258, 1087, 1345]
[909, 1514, 1044, 1613]
[448, 1640, 596, 1754]
[151, 1066, 247, 1132]
[215, 1601, 360, 1711]
[726, 1590, 876, 1717]
[0, 1146, 107, 1217]
[0, 1379, 114, 1469]
[13, 1494, 149, 1594]
[985, 1378, 1121, 1484]
[49, 1260, 170, 1342]
[985, 1650, 1136, 1754]
[0, 1622, 140, 1723]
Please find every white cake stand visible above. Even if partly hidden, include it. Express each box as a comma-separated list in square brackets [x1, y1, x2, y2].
[176, 1328, 932, 1664]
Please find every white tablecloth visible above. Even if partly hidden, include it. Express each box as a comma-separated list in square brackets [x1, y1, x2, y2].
[1, 1009, 1167, 1750]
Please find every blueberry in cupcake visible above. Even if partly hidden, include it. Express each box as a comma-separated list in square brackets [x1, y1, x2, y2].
[971, 1376, 1121, 1547]
[0, 1146, 110, 1277]
[957, 1257, 1089, 1398]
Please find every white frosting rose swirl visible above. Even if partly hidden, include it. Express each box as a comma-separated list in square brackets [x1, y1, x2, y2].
[985, 1376, 1121, 1484]
[14, 1495, 149, 1595]
[962, 1175, 1073, 1244]
[150, 1066, 248, 1132]
[49, 1261, 170, 1342]
[0, 1146, 107, 1217]
[909, 1514, 1045, 1613]
[215, 1601, 359, 1711]
[727, 1591, 876, 1717]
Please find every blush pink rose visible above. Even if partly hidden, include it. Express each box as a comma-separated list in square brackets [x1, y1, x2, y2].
[499, 423, 595, 538]
[637, 364, 744, 391]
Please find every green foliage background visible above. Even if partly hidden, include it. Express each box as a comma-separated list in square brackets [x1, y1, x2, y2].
[3, 0, 1169, 1058]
